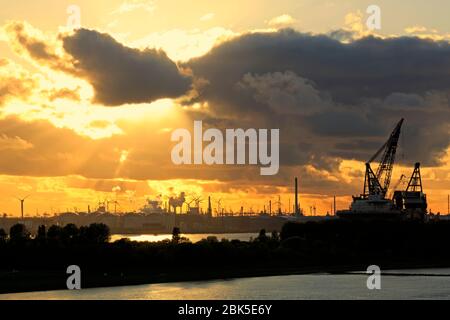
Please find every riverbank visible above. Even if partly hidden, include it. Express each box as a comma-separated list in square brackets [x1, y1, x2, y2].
[7, 267, 450, 300]
[3, 261, 450, 295]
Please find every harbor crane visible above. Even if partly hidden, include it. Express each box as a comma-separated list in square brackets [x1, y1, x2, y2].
[363, 118, 404, 199]
[338, 118, 428, 220]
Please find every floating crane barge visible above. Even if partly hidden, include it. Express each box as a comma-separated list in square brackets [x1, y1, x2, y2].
[337, 119, 428, 221]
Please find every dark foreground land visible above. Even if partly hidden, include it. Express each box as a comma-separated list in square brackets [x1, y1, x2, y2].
[2, 220, 450, 294]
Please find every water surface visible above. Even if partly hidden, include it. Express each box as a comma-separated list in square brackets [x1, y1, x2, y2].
[3, 269, 450, 300]
[110, 233, 256, 243]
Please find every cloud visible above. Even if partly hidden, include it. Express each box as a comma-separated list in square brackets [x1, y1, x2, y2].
[404, 25, 450, 41]
[1, 22, 448, 204]
[45, 87, 81, 102]
[200, 13, 215, 22]
[131, 27, 236, 62]
[112, 0, 156, 14]
[0, 116, 114, 177]
[0, 134, 33, 151]
[267, 14, 297, 28]
[328, 10, 382, 42]
[237, 71, 331, 115]
[5, 22, 58, 61]
[4, 22, 193, 106]
[188, 30, 450, 107]
[0, 58, 37, 106]
[343, 11, 370, 38]
[187, 29, 450, 166]
[4, 21, 74, 73]
[62, 28, 192, 106]
[405, 26, 430, 34]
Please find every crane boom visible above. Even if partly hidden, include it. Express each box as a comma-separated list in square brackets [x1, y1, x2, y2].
[375, 118, 404, 195]
[364, 118, 404, 198]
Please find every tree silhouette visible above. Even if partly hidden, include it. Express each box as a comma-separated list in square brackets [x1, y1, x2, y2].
[172, 227, 181, 244]
[79, 223, 110, 244]
[0, 228, 7, 244]
[271, 231, 280, 241]
[9, 224, 30, 245]
[36, 225, 46, 245]
[37, 225, 46, 239]
[47, 225, 63, 243]
[62, 223, 79, 244]
[256, 229, 268, 242]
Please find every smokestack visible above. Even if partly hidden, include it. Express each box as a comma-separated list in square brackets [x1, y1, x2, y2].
[334, 195, 336, 215]
[295, 177, 299, 216]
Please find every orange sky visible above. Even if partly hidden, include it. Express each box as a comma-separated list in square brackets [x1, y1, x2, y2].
[0, 1, 448, 216]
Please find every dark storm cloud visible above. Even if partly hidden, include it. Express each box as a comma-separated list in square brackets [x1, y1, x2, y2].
[305, 111, 383, 137]
[188, 29, 450, 105]
[6, 23, 192, 106]
[187, 29, 450, 167]
[62, 29, 192, 106]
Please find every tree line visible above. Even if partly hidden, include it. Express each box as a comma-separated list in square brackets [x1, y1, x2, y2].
[0, 223, 110, 246]
[3, 219, 450, 274]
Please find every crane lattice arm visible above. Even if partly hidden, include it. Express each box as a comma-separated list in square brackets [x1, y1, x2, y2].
[407, 162, 423, 193]
[375, 118, 404, 195]
[364, 118, 404, 198]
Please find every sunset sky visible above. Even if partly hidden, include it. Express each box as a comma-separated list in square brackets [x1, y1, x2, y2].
[0, 0, 449, 216]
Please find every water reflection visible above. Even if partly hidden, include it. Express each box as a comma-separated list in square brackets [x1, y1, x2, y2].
[3, 270, 450, 300]
[110, 233, 256, 243]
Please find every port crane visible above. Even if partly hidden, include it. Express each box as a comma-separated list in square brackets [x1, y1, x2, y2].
[338, 118, 428, 220]
[392, 162, 427, 218]
[406, 162, 423, 193]
[387, 174, 407, 199]
[363, 118, 404, 199]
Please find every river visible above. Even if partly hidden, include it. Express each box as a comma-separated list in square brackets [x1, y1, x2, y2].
[110, 233, 257, 243]
[2, 268, 450, 300]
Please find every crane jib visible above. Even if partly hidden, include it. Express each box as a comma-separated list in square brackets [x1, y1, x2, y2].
[365, 118, 404, 197]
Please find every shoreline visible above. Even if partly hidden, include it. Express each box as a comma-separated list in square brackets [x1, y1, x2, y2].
[2, 262, 450, 295]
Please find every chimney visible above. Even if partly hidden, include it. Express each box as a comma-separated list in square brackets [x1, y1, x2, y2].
[333, 195, 336, 215]
[295, 177, 300, 216]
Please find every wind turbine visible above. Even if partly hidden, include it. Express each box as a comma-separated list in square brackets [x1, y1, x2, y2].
[16, 195, 30, 220]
